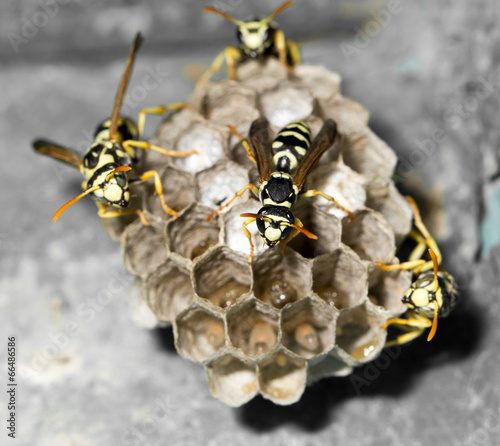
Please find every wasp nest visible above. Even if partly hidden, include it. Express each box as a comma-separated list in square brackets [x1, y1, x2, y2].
[110, 59, 413, 406]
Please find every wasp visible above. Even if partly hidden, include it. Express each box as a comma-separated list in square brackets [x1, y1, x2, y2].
[196, 1, 300, 89]
[376, 196, 458, 346]
[34, 33, 196, 224]
[208, 117, 353, 262]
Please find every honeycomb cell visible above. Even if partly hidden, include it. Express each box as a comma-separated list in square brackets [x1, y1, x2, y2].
[226, 299, 279, 358]
[342, 128, 397, 185]
[294, 65, 341, 103]
[196, 160, 251, 210]
[258, 351, 307, 405]
[319, 95, 370, 137]
[259, 84, 314, 128]
[192, 247, 252, 308]
[223, 200, 266, 257]
[341, 209, 395, 262]
[312, 246, 367, 309]
[366, 183, 413, 246]
[306, 353, 354, 384]
[281, 297, 337, 358]
[174, 121, 228, 173]
[122, 220, 167, 277]
[252, 248, 311, 309]
[202, 82, 260, 127]
[206, 354, 259, 407]
[335, 303, 386, 364]
[175, 304, 226, 363]
[368, 264, 411, 314]
[308, 161, 366, 220]
[166, 203, 219, 260]
[236, 58, 289, 93]
[288, 200, 341, 259]
[143, 165, 196, 218]
[143, 259, 193, 323]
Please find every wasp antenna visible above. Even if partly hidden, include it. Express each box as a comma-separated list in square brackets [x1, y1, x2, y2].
[53, 185, 101, 223]
[109, 32, 144, 141]
[204, 7, 245, 26]
[428, 248, 439, 284]
[289, 222, 317, 240]
[264, 1, 293, 23]
[240, 212, 270, 222]
[105, 165, 132, 182]
[427, 305, 439, 341]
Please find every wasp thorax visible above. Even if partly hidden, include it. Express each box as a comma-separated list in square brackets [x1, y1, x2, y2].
[256, 206, 294, 246]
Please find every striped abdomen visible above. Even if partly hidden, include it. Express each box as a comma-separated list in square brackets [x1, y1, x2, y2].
[272, 121, 312, 174]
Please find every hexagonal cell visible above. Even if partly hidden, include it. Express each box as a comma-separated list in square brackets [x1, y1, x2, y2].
[312, 246, 367, 309]
[368, 264, 411, 315]
[319, 95, 370, 136]
[192, 247, 251, 308]
[308, 162, 366, 220]
[341, 209, 395, 262]
[223, 200, 266, 258]
[202, 82, 260, 127]
[143, 258, 193, 323]
[366, 183, 413, 246]
[259, 84, 314, 128]
[166, 203, 219, 260]
[226, 299, 279, 358]
[206, 354, 258, 407]
[306, 353, 354, 384]
[122, 219, 167, 277]
[294, 65, 341, 103]
[342, 128, 397, 184]
[143, 165, 196, 218]
[174, 121, 228, 173]
[288, 200, 341, 259]
[253, 248, 311, 309]
[196, 160, 251, 210]
[175, 304, 226, 363]
[281, 297, 337, 358]
[258, 351, 307, 405]
[335, 303, 386, 364]
[236, 58, 289, 94]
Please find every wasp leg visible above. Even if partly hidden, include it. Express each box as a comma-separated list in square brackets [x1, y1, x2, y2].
[196, 46, 242, 89]
[285, 39, 301, 66]
[227, 125, 257, 165]
[242, 216, 257, 263]
[207, 183, 259, 221]
[96, 202, 150, 226]
[383, 313, 432, 347]
[139, 170, 177, 217]
[137, 103, 185, 139]
[122, 140, 197, 158]
[376, 258, 427, 272]
[274, 29, 294, 73]
[300, 189, 354, 222]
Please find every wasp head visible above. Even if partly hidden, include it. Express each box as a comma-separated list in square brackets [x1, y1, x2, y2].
[255, 206, 295, 247]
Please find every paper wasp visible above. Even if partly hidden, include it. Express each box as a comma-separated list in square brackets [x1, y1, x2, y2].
[377, 197, 458, 346]
[208, 118, 353, 262]
[196, 1, 300, 89]
[34, 33, 196, 224]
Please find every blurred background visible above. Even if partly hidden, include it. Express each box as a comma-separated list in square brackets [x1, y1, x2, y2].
[1, 0, 500, 445]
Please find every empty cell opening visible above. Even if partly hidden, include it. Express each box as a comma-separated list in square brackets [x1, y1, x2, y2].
[144, 261, 193, 323]
[166, 204, 219, 260]
[253, 249, 310, 309]
[368, 267, 411, 314]
[312, 248, 367, 310]
[335, 304, 384, 362]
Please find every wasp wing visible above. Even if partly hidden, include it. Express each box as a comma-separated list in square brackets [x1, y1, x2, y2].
[292, 119, 338, 190]
[249, 117, 273, 182]
[33, 140, 83, 171]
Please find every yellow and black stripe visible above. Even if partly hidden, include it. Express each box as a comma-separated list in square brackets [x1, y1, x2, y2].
[272, 121, 312, 174]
